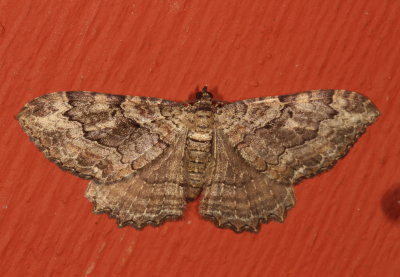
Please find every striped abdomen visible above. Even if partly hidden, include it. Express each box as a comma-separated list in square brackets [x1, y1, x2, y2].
[184, 106, 214, 199]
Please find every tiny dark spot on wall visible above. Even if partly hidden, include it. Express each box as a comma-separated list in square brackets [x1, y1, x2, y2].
[381, 185, 400, 222]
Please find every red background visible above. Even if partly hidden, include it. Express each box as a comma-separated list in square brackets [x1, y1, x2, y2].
[0, 0, 399, 276]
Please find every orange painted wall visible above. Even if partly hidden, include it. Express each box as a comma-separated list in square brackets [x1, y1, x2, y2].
[0, 0, 399, 276]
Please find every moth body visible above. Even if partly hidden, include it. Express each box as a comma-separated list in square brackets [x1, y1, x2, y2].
[184, 88, 215, 199]
[17, 87, 379, 232]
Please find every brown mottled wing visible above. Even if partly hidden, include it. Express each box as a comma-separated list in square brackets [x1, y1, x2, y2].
[200, 130, 296, 232]
[17, 91, 183, 183]
[200, 90, 379, 232]
[85, 131, 189, 228]
[18, 91, 189, 228]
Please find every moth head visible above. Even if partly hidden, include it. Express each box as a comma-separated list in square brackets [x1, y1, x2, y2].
[196, 86, 213, 100]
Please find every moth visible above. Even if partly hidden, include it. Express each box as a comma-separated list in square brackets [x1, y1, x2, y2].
[17, 87, 379, 233]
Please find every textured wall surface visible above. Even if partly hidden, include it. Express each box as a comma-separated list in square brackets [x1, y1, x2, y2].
[0, 0, 399, 276]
